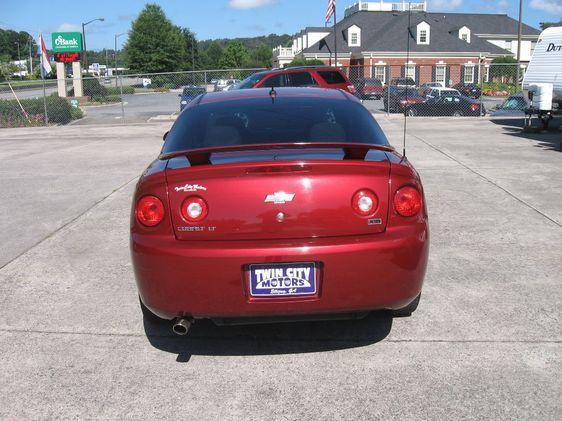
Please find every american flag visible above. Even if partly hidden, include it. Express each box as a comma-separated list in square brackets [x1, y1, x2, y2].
[326, 0, 336, 23]
[37, 34, 52, 76]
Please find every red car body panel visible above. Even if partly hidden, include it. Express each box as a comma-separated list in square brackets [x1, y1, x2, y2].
[131, 89, 429, 321]
[364, 85, 384, 95]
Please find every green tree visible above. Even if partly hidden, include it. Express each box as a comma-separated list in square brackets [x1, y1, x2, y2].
[219, 40, 250, 68]
[250, 43, 272, 68]
[200, 41, 223, 69]
[0, 57, 19, 81]
[540, 19, 562, 30]
[490, 56, 518, 83]
[181, 28, 199, 70]
[124, 4, 186, 73]
[286, 58, 325, 67]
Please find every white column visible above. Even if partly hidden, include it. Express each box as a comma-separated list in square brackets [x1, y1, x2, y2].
[56, 62, 66, 98]
[72, 61, 83, 97]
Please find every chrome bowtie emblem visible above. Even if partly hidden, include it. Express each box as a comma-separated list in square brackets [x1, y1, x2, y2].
[264, 192, 295, 204]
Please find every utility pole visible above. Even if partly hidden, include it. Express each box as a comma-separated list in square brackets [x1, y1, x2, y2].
[516, 0, 523, 86]
[15, 42, 22, 79]
[28, 37, 33, 75]
[82, 18, 105, 73]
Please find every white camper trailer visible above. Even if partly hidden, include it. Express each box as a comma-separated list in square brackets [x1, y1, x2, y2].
[522, 26, 562, 128]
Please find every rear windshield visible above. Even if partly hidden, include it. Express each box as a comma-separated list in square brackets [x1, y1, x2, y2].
[162, 96, 389, 153]
[317, 71, 346, 84]
[236, 72, 268, 89]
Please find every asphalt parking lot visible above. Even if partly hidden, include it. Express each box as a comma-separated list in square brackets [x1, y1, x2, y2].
[71, 91, 509, 125]
[0, 118, 560, 419]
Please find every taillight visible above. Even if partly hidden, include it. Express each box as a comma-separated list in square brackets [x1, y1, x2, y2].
[136, 195, 165, 227]
[393, 186, 422, 217]
[347, 85, 356, 94]
[181, 196, 208, 222]
[470, 103, 479, 111]
[352, 190, 378, 216]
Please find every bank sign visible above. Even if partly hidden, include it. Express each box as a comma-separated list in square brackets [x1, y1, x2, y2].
[51, 32, 82, 53]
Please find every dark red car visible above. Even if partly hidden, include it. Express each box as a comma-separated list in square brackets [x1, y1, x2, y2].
[355, 77, 384, 99]
[383, 87, 425, 113]
[131, 88, 429, 334]
[235, 66, 355, 94]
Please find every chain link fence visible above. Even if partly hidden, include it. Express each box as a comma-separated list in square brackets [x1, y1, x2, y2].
[0, 68, 265, 128]
[346, 63, 525, 117]
[1, 64, 525, 128]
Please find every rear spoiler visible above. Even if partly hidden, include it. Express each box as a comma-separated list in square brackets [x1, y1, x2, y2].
[160, 142, 394, 166]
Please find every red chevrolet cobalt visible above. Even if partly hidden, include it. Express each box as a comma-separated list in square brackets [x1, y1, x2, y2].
[131, 87, 429, 335]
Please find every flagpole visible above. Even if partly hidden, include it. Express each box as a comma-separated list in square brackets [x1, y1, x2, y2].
[333, 5, 337, 67]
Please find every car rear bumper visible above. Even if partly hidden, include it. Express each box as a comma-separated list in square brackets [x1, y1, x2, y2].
[132, 223, 429, 320]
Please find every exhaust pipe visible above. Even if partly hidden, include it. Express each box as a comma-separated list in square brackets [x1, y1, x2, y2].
[172, 317, 192, 336]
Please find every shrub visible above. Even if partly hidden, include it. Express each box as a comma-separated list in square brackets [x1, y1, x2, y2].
[0, 94, 82, 127]
[482, 82, 519, 97]
[68, 77, 108, 98]
[286, 58, 325, 67]
[106, 86, 134, 95]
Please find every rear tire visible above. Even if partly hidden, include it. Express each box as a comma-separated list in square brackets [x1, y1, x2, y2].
[453, 111, 463, 117]
[391, 294, 421, 317]
[139, 297, 167, 324]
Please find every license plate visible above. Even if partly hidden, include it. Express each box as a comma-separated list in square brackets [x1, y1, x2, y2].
[249, 262, 316, 297]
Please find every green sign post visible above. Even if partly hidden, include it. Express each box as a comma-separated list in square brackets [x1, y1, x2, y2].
[51, 32, 83, 53]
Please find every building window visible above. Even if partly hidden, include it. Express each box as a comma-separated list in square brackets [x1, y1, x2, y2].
[464, 65, 475, 84]
[347, 25, 361, 47]
[459, 27, 471, 43]
[435, 65, 446, 85]
[405, 64, 416, 80]
[374, 65, 386, 83]
[416, 22, 430, 45]
[484, 66, 490, 83]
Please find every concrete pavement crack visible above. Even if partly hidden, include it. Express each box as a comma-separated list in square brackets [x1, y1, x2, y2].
[386, 119, 561, 227]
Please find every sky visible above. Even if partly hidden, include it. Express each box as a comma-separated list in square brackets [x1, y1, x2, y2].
[2, 0, 561, 50]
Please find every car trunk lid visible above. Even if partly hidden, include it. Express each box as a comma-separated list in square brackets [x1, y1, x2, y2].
[164, 144, 391, 241]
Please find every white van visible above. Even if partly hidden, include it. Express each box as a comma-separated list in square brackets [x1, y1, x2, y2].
[523, 26, 562, 108]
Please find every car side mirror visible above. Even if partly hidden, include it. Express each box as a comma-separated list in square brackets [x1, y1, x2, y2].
[163, 131, 169, 141]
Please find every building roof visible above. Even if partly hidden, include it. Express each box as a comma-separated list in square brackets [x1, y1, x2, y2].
[302, 11, 540, 56]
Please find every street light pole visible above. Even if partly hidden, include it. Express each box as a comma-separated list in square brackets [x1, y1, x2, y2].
[114, 33, 125, 86]
[81, 17, 105, 74]
[516, 0, 523, 86]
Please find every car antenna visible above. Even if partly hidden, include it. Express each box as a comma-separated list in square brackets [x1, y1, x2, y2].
[402, 3, 413, 160]
[269, 86, 277, 103]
